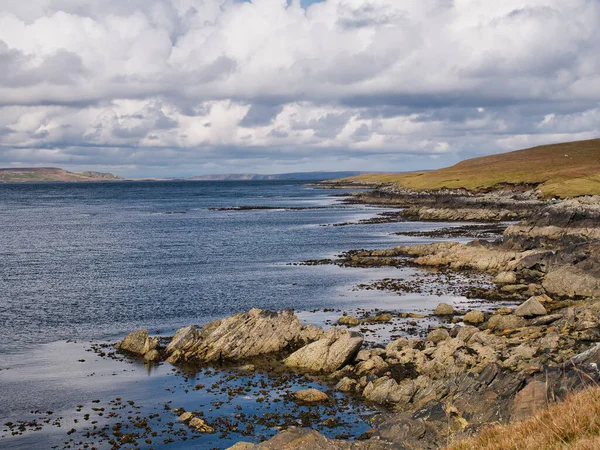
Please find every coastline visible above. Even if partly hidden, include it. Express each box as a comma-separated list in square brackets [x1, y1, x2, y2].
[2, 181, 600, 449]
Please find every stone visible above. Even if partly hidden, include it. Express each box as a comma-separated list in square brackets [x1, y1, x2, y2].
[189, 417, 215, 433]
[543, 266, 600, 298]
[118, 329, 149, 355]
[515, 297, 547, 318]
[180, 309, 321, 363]
[487, 314, 527, 331]
[493, 271, 518, 285]
[494, 307, 513, 315]
[433, 303, 455, 316]
[355, 356, 388, 376]
[500, 284, 529, 293]
[512, 381, 548, 421]
[284, 327, 363, 373]
[426, 328, 450, 344]
[165, 326, 201, 355]
[294, 389, 329, 403]
[178, 411, 194, 422]
[361, 313, 393, 323]
[144, 349, 161, 362]
[338, 315, 359, 327]
[335, 377, 357, 393]
[463, 310, 485, 325]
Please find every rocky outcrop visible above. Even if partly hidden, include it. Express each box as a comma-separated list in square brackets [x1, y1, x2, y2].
[117, 329, 160, 362]
[401, 206, 520, 222]
[227, 427, 393, 449]
[167, 309, 324, 364]
[284, 327, 364, 374]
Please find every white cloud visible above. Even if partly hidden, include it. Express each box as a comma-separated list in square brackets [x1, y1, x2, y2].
[0, 0, 598, 176]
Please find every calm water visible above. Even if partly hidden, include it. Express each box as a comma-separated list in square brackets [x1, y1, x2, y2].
[0, 180, 447, 353]
[0, 180, 482, 449]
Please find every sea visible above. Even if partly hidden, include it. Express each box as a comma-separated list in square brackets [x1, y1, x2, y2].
[0, 181, 492, 449]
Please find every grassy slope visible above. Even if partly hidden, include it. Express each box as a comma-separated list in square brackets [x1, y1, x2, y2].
[0, 168, 122, 182]
[447, 385, 600, 450]
[347, 139, 600, 198]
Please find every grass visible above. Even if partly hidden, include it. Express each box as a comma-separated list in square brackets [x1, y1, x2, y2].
[447, 385, 600, 450]
[344, 139, 600, 198]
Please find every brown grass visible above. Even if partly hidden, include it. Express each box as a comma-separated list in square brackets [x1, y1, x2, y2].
[343, 139, 600, 198]
[447, 386, 600, 450]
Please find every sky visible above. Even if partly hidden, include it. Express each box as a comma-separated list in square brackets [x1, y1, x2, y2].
[0, 0, 599, 177]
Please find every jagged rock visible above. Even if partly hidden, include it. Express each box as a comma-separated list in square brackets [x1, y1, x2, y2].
[284, 327, 364, 373]
[165, 325, 201, 355]
[118, 329, 150, 355]
[512, 381, 548, 421]
[175, 309, 320, 363]
[463, 310, 485, 325]
[530, 314, 562, 326]
[355, 356, 388, 376]
[426, 328, 450, 344]
[189, 417, 215, 433]
[335, 377, 358, 393]
[338, 315, 360, 326]
[226, 427, 393, 449]
[294, 389, 329, 403]
[118, 329, 160, 361]
[487, 314, 527, 331]
[515, 297, 547, 318]
[543, 266, 600, 298]
[433, 303, 455, 316]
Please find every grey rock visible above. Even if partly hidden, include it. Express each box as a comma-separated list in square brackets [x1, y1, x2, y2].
[515, 297, 547, 318]
[433, 303, 455, 316]
[284, 327, 364, 373]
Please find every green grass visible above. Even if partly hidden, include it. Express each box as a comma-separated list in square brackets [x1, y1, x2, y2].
[344, 139, 600, 198]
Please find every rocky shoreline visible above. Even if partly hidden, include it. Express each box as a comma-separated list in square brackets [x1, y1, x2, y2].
[115, 185, 600, 449]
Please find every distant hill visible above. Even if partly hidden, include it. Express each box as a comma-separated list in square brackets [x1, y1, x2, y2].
[342, 139, 600, 198]
[0, 168, 123, 183]
[188, 171, 367, 181]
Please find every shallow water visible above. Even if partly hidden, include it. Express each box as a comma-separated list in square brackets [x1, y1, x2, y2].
[0, 180, 497, 449]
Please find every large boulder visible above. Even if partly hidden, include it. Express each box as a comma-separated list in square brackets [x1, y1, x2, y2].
[284, 327, 363, 373]
[170, 309, 323, 364]
[487, 314, 527, 331]
[543, 266, 600, 299]
[515, 297, 547, 318]
[463, 310, 485, 325]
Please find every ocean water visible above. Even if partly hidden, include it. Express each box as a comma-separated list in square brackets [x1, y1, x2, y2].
[0, 180, 453, 353]
[0, 180, 488, 449]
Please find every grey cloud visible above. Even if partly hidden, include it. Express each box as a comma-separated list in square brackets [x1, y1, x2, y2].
[240, 104, 284, 127]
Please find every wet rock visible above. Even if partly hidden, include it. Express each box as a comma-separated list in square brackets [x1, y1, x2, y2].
[284, 327, 364, 374]
[165, 325, 201, 355]
[426, 328, 450, 344]
[433, 303, 455, 316]
[493, 271, 518, 285]
[463, 310, 485, 325]
[335, 377, 358, 393]
[361, 313, 393, 324]
[118, 329, 149, 355]
[500, 284, 529, 293]
[338, 315, 360, 327]
[189, 417, 215, 433]
[118, 329, 160, 361]
[515, 297, 547, 317]
[179, 309, 321, 363]
[487, 314, 527, 331]
[294, 389, 329, 403]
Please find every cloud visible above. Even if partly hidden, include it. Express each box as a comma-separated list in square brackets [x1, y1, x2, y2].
[0, 0, 598, 176]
